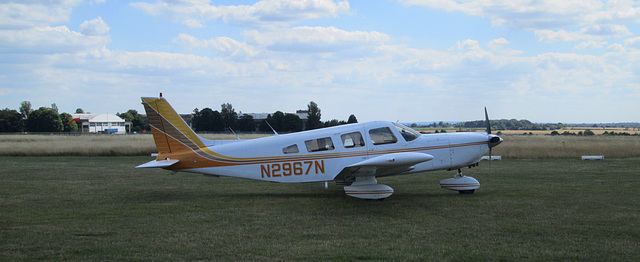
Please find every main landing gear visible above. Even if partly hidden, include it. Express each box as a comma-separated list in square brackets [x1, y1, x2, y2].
[439, 169, 480, 194]
[343, 176, 394, 200]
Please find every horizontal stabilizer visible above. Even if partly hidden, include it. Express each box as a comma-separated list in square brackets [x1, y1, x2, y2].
[136, 159, 179, 168]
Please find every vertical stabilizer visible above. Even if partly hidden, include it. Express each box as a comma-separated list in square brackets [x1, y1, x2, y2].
[141, 97, 205, 157]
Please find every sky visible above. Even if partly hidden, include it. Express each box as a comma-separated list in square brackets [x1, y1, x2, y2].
[1, 0, 639, 123]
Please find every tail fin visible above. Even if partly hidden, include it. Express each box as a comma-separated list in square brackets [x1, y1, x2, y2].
[141, 97, 205, 158]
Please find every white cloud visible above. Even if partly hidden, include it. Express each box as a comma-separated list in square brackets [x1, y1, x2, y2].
[174, 33, 259, 58]
[79, 17, 110, 36]
[581, 24, 631, 37]
[131, 0, 350, 28]
[535, 25, 631, 43]
[574, 40, 608, 50]
[244, 26, 390, 53]
[624, 37, 640, 49]
[400, 0, 640, 32]
[488, 38, 523, 55]
[535, 24, 631, 43]
[0, 26, 109, 54]
[0, 1, 82, 29]
[535, 29, 582, 43]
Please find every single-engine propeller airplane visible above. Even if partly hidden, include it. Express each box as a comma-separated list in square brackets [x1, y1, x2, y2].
[137, 96, 503, 200]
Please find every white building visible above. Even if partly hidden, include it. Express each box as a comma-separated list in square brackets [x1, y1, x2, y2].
[72, 113, 128, 134]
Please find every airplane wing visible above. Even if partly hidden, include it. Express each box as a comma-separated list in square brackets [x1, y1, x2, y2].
[333, 152, 433, 182]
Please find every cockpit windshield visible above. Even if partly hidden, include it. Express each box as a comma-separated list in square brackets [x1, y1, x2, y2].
[392, 123, 421, 142]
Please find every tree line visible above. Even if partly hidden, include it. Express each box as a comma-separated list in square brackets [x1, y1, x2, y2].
[411, 119, 567, 131]
[0, 101, 76, 133]
[192, 101, 358, 133]
[456, 119, 565, 131]
[1, 100, 356, 133]
[0, 101, 149, 133]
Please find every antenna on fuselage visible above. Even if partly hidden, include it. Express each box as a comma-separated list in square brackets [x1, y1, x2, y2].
[265, 121, 279, 136]
[228, 127, 240, 140]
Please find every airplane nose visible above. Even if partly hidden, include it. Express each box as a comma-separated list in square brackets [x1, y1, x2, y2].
[488, 134, 503, 148]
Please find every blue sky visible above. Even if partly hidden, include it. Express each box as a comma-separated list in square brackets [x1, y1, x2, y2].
[1, 0, 639, 123]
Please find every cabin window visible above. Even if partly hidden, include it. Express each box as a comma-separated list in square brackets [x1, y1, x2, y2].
[305, 137, 335, 152]
[369, 127, 398, 145]
[341, 132, 365, 148]
[282, 144, 299, 154]
[393, 123, 421, 142]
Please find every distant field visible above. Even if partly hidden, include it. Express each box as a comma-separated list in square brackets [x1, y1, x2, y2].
[492, 135, 640, 159]
[1, 133, 639, 158]
[1, 156, 638, 261]
[415, 127, 640, 135]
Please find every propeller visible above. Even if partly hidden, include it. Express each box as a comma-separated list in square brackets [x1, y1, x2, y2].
[485, 107, 503, 173]
[485, 107, 491, 135]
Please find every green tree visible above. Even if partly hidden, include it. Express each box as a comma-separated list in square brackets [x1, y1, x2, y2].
[220, 103, 238, 130]
[191, 108, 200, 130]
[306, 101, 322, 130]
[211, 110, 224, 131]
[259, 112, 286, 132]
[193, 108, 216, 131]
[117, 109, 147, 133]
[19, 101, 32, 120]
[347, 114, 358, 124]
[271, 111, 285, 132]
[324, 119, 341, 127]
[583, 129, 595, 136]
[26, 107, 63, 132]
[192, 107, 224, 132]
[59, 113, 78, 132]
[282, 113, 303, 132]
[0, 108, 24, 132]
[259, 114, 273, 132]
[237, 114, 256, 132]
[75, 108, 84, 114]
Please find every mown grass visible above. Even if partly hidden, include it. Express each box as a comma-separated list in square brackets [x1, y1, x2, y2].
[1, 156, 639, 261]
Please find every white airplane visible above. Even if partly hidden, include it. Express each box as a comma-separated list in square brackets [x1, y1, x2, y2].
[137, 96, 503, 200]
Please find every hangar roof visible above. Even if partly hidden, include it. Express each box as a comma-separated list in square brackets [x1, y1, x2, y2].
[72, 113, 125, 123]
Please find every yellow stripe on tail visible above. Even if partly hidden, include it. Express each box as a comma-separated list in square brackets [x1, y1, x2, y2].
[141, 97, 205, 157]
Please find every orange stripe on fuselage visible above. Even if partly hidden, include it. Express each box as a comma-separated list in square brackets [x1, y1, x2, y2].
[157, 131, 488, 171]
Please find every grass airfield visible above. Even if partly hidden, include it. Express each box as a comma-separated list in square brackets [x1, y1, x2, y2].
[2, 156, 639, 261]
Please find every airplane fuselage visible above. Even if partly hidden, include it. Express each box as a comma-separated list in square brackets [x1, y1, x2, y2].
[168, 121, 490, 183]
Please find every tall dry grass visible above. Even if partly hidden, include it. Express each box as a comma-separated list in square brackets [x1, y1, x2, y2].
[492, 135, 640, 158]
[0, 135, 156, 156]
[0, 133, 270, 156]
[1, 133, 638, 158]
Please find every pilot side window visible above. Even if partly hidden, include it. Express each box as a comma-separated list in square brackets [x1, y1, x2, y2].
[282, 144, 299, 154]
[393, 123, 421, 142]
[305, 137, 335, 152]
[369, 127, 398, 145]
[341, 132, 365, 148]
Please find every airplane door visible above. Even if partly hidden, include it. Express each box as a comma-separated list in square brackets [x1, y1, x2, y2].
[337, 126, 369, 161]
[363, 123, 405, 156]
